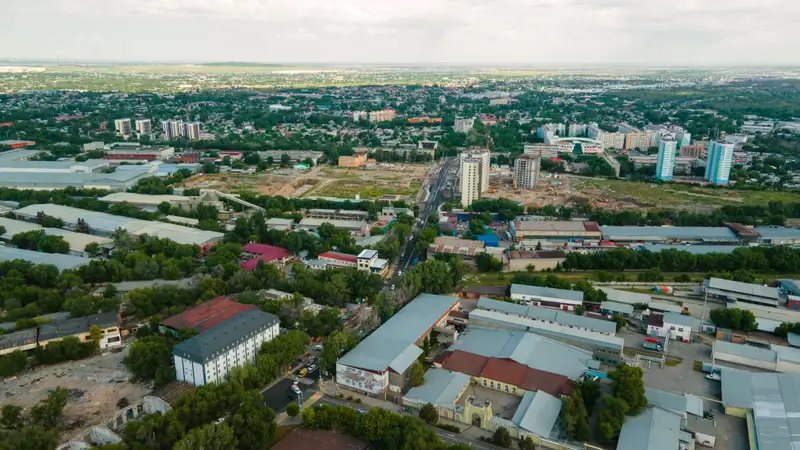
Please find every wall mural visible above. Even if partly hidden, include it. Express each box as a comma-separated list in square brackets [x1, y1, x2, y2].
[336, 364, 386, 395]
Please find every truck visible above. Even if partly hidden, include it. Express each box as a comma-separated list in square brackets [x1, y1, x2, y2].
[643, 337, 663, 352]
[653, 286, 674, 295]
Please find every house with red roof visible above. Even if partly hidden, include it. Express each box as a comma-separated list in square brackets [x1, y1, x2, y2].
[317, 251, 358, 268]
[240, 243, 291, 271]
[160, 296, 259, 336]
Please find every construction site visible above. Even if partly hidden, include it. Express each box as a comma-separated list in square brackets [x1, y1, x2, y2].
[178, 163, 431, 201]
[0, 348, 150, 431]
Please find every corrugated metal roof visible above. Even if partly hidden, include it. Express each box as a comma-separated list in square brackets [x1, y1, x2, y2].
[600, 226, 738, 241]
[707, 277, 779, 301]
[663, 312, 694, 328]
[645, 388, 686, 416]
[172, 310, 279, 363]
[161, 296, 260, 332]
[402, 369, 470, 406]
[512, 390, 561, 438]
[714, 340, 777, 363]
[477, 297, 615, 334]
[685, 394, 704, 417]
[617, 407, 682, 450]
[449, 326, 592, 379]
[600, 301, 634, 316]
[510, 284, 584, 303]
[754, 226, 800, 240]
[337, 293, 458, 373]
[598, 287, 651, 305]
[788, 333, 800, 347]
[638, 244, 746, 255]
[0, 246, 94, 271]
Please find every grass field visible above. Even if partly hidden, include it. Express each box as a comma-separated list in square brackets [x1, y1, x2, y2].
[310, 179, 422, 200]
[579, 179, 800, 208]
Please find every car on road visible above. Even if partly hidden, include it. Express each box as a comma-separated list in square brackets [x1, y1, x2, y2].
[308, 364, 318, 372]
[355, 408, 367, 414]
[705, 373, 721, 381]
[312, 344, 323, 351]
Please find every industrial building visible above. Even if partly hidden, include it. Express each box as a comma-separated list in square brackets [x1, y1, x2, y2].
[98, 192, 207, 213]
[0, 216, 113, 257]
[755, 226, 800, 246]
[599, 301, 634, 317]
[258, 150, 323, 165]
[600, 226, 740, 244]
[713, 340, 800, 373]
[468, 309, 624, 364]
[705, 277, 781, 307]
[0, 246, 94, 271]
[645, 312, 695, 342]
[510, 220, 601, 243]
[477, 297, 616, 335]
[721, 371, 800, 450]
[104, 143, 175, 162]
[298, 218, 369, 237]
[509, 284, 584, 311]
[172, 310, 280, 386]
[37, 312, 124, 350]
[14, 204, 224, 246]
[306, 208, 369, 222]
[616, 406, 684, 450]
[336, 293, 460, 395]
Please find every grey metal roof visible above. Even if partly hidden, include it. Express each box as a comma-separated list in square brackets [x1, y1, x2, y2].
[617, 407, 682, 450]
[468, 309, 624, 353]
[402, 369, 471, 406]
[510, 284, 584, 303]
[600, 226, 738, 242]
[600, 301, 634, 316]
[754, 226, 800, 240]
[685, 394, 705, 417]
[638, 244, 746, 255]
[772, 345, 800, 364]
[38, 312, 120, 341]
[706, 277, 779, 302]
[477, 297, 616, 334]
[721, 371, 800, 450]
[0, 329, 37, 351]
[0, 247, 94, 271]
[685, 415, 716, 437]
[511, 390, 561, 438]
[172, 310, 279, 364]
[663, 312, 694, 328]
[713, 340, 777, 363]
[449, 325, 592, 379]
[788, 333, 800, 347]
[645, 388, 687, 416]
[597, 287, 651, 305]
[337, 293, 459, 373]
[0, 168, 152, 190]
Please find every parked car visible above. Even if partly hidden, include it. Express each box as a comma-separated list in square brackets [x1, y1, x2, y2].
[308, 364, 318, 373]
[312, 344, 323, 351]
[706, 373, 721, 381]
[355, 408, 367, 414]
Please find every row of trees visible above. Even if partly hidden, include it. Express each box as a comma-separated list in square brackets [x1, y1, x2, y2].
[596, 364, 648, 444]
[709, 307, 759, 332]
[0, 388, 66, 450]
[510, 272, 608, 303]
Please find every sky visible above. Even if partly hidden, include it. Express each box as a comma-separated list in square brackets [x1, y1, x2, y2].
[5, 0, 800, 65]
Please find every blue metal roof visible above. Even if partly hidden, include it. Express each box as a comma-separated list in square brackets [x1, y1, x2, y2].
[638, 244, 747, 255]
[512, 390, 561, 438]
[601, 226, 738, 241]
[403, 369, 471, 406]
[755, 226, 800, 240]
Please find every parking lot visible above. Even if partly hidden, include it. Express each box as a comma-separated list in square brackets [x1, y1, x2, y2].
[262, 352, 321, 414]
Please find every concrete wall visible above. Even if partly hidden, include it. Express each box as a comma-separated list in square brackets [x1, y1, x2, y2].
[775, 359, 800, 374]
[724, 405, 748, 418]
[714, 351, 776, 371]
[506, 258, 564, 272]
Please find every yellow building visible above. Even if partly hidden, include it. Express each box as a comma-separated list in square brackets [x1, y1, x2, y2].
[338, 152, 368, 168]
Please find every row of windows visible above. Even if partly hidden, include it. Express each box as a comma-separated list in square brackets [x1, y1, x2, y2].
[481, 379, 517, 394]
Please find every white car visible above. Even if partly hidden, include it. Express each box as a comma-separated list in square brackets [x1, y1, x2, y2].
[706, 373, 721, 381]
[312, 344, 323, 351]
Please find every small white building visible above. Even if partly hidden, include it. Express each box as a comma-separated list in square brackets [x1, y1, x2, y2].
[509, 283, 584, 311]
[646, 312, 694, 342]
[172, 310, 279, 387]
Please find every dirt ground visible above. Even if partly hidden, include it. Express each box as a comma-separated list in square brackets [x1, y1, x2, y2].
[178, 163, 432, 200]
[0, 347, 150, 430]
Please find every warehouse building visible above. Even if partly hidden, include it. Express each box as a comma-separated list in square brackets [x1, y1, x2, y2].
[477, 297, 616, 335]
[637, 243, 747, 255]
[0, 247, 94, 271]
[298, 218, 369, 237]
[754, 226, 800, 246]
[510, 220, 601, 243]
[98, 192, 205, 213]
[509, 284, 584, 311]
[37, 312, 123, 350]
[172, 310, 279, 387]
[14, 204, 224, 246]
[705, 277, 781, 307]
[336, 293, 459, 395]
[306, 209, 369, 222]
[0, 217, 113, 257]
[721, 371, 800, 450]
[599, 301, 634, 318]
[713, 340, 800, 373]
[600, 226, 740, 244]
[616, 406, 684, 450]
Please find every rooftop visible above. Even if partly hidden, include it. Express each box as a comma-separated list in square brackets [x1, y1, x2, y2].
[713, 340, 777, 363]
[477, 297, 616, 334]
[511, 390, 562, 438]
[617, 407, 682, 450]
[99, 192, 192, 205]
[402, 369, 471, 406]
[161, 296, 260, 333]
[706, 277, 780, 304]
[172, 310, 279, 363]
[514, 220, 600, 233]
[299, 218, 367, 230]
[0, 246, 94, 271]
[357, 249, 378, 259]
[38, 312, 120, 341]
[600, 301, 635, 316]
[638, 244, 747, 255]
[461, 285, 508, 297]
[510, 284, 584, 303]
[337, 293, 459, 373]
[663, 311, 694, 328]
[600, 226, 738, 242]
[597, 287, 651, 305]
[754, 226, 800, 240]
[318, 251, 358, 264]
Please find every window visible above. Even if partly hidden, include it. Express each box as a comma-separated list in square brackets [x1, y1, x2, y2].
[512, 388, 516, 394]
[669, 326, 675, 330]
[490, 382, 494, 388]
[504, 386, 509, 392]
[483, 380, 487, 386]
[678, 328, 684, 332]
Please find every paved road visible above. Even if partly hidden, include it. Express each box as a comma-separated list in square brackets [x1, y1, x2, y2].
[262, 366, 321, 413]
[314, 395, 498, 449]
[393, 157, 458, 277]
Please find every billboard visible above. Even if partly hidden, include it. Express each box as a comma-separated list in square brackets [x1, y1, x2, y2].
[336, 363, 387, 395]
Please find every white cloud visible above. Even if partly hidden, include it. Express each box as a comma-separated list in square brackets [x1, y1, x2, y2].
[4, 0, 800, 64]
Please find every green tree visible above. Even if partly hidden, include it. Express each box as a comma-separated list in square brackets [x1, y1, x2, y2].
[280, 154, 291, 166]
[579, 379, 601, 411]
[611, 314, 627, 331]
[575, 304, 586, 316]
[561, 390, 590, 441]
[287, 403, 300, 418]
[157, 201, 172, 215]
[123, 335, 175, 385]
[89, 325, 102, 346]
[419, 402, 438, 424]
[0, 404, 24, 430]
[229, 390, 277, 449]
[596, 394, 629, 444]
[608, 364, 647, 415]
[475, 252, 503, 272]
[84, 242, 101, 256]
[175, 422, 237, 450]
[409, 361, 425, 387]
[491, 427, 513, 448]
[30, 387, 68, 429]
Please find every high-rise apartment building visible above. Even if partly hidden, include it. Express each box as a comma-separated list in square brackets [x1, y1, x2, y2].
[705, 140, 734, 185]
[183, 122, 201, 141]
[135, 119, 152, 135]
[567, 123, 587, 137]
[514, 154, 541, 189]
[114, 118, 132, 136]
[454, 117, 475, 133]
[679, 145, 705, 158]
[163, 120, 183, 140]
[460, 158, 481, 208]
[655, 135, 677, 181]
[369, 109, 396, 123]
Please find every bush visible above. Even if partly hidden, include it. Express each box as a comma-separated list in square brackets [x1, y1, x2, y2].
[286, 403, 300, 418]
[436, 423, 460, 433]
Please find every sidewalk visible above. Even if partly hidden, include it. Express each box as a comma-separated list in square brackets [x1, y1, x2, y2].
[277, 391, 324, 424]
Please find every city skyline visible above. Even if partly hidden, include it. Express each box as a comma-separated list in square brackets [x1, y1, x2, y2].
[5, 0, 800, 65]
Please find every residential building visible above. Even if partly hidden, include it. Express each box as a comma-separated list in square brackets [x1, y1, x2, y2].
[368, 109, 396, 123]
[135, 119, 152, 135]
[646, 312, 694, 342]
[460, 157, 481, 208]
[453, 117, 475, 133]
[624, 131, 651, 150]
[114, 118, 132, 136]
[524, 144, 559, 158]
[705, 140, 734, 185]
[357, 249, 389, 276]
[680, 144, 704, 158]
[338, 152, 368, 168]
[513, 154, 540, 189]
[83, 142, 105, 152]
[567, 123, 587, 137]
[183, 122, 201, 140]
[240, 243, 291, 271]
[538, 124, 565, 144]
[163, 120, 183, 140]
[655, 135, 677, 181]
[509, 284, 584, 311]
[172, 310, 279, 386]
[336, 293, 460, 395]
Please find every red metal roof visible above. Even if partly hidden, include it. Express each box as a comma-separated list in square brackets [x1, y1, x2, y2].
[318, 251, 358, 264]
[103, 154, 157, 160]
[481, 358, 527, 386]
[161, 296, 258, 333]
[440, 350, 489, 376]
[242, 243, 290, 258]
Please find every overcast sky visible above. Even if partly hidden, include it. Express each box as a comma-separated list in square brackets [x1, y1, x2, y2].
[5, 0, 800, 65]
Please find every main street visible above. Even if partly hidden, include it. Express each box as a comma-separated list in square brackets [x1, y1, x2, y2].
[393, 156, 458, 277]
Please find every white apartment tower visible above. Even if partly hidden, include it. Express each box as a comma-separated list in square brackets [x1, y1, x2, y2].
[655, 135, 677, 181]
[114, 118, 132, 137]
[568, 123, 587, 137]
[163, 120, 184, 140]
[183, 122, 201, 140]
[454, 117, 475, 133]
[135, 119, 152, 135]
[460, 158, 481, 208]
[705, 140, 735, 185]
[514, 154, 541, 189]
